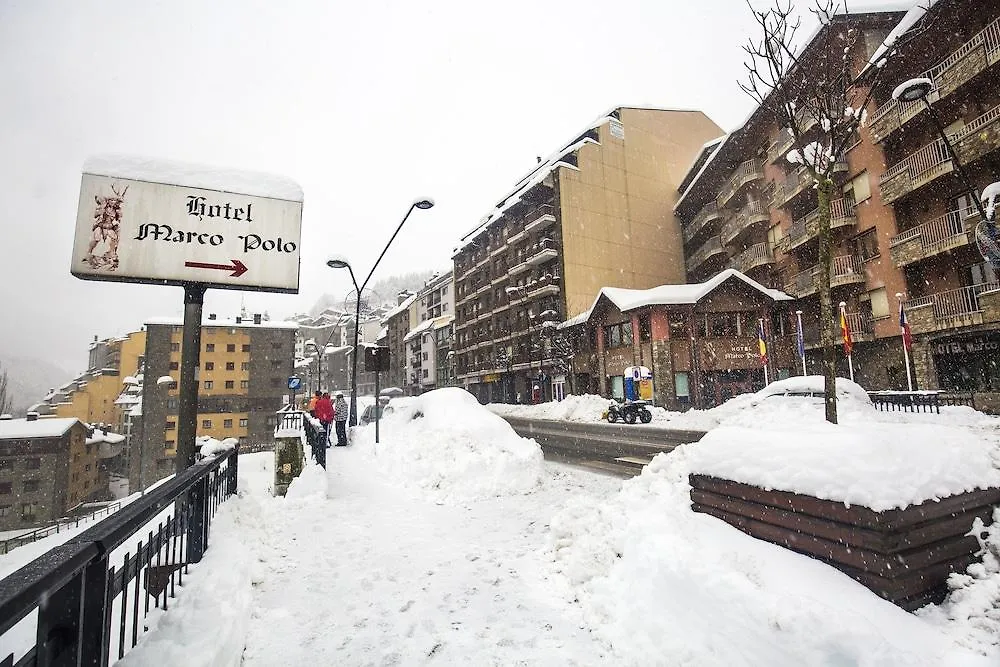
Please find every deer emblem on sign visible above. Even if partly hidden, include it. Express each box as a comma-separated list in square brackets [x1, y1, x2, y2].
[84, 183, 127, 271]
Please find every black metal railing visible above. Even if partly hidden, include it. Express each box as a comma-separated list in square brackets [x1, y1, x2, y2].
[868, 391, 944, 413]
[0, 501, 125, 555]
[0, 447, 238, 667]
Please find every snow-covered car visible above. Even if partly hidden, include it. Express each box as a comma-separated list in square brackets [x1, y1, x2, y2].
[748, 376, 872, 411]
[360, 397, 415, 425]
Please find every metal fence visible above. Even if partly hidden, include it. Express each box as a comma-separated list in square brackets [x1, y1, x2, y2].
[0, 502, 125, 556]
[0, 447, 238, 667]
[868, 391, 955, 413]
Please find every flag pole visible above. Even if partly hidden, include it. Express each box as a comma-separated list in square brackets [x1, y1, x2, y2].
[759, 318, 769, 385]
[897, 292, 913, 392]
[796, 309, 806, 376]
[840, 301, 854, 383]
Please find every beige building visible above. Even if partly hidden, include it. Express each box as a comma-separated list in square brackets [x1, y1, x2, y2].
[452, 106, 722, 402]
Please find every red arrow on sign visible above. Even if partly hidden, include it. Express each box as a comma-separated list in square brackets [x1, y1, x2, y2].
[184, 259, 248, 278]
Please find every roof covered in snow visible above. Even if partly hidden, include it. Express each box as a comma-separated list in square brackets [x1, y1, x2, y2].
[404, 317, 437, 342]
[0, 417, 82, 440]
[145, 316, 298, 330]
[83, 154, 303, 202]
[382, 294, 418, 323]
[560, 269, 792, 328]
[860, 0, 939, 76]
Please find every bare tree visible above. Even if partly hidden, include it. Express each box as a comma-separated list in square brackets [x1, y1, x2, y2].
[740, 0, 933, 423]
[0, 363, 13, 415]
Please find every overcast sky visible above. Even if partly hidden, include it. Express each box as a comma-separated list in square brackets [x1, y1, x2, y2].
[0, 0, 906, 373]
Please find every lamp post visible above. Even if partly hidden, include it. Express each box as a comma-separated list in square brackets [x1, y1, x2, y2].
[892, 78, 989, 222]
[328, 198, 435, 426]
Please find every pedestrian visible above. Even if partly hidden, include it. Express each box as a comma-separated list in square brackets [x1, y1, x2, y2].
[314, 392, 334, 448]
[333, 392, 349, 446]
[306, 390, 321, 416]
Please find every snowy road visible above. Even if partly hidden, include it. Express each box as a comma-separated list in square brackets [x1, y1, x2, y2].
[238, 449, 624, 666]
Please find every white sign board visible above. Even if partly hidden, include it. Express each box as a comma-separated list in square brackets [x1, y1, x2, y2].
[72, 163, 303, 293]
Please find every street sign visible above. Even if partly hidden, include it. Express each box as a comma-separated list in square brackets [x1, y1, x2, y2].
[288, 376, 302, 391]
[71, 156, 304, 293]
[364, 346, 391, 372]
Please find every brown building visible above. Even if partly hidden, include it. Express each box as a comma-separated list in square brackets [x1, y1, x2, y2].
[676, 6, 918, 393]
[452, 106, 723, 403]
[0, 416, 96, 530]
[135, 314, 296, 488]
[563, 270, 794, 409]
[383, 292, 417, 392]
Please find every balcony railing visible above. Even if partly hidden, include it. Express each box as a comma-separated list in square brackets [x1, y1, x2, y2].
[686, 235, 726, 272]
[784, 267, 817, 297]
[889, 208, 978, 267]
[870, 15, 1000, 143]
[721, 199, 770, 246]
[729, 242, 775, 273]
[783, 255, 865, 297]
[879, 138, 952, 205]
[524, 204, 556, 234]
[717, 160, 763, 209]
[526, 238, 559, 265]
[845, 311, 875, 338]
[684, 202, 722, 244]
[786, 198, 858, 251]
[905, 282, 1000, 332]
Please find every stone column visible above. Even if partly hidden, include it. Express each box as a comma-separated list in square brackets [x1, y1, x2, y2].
[911, 339, 938, 391]
[597, 325, 608, 397]
[651, 340, 674, 408]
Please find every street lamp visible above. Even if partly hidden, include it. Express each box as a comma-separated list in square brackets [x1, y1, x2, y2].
[892, 78, 989, 221]
[327, 198, 435, 426]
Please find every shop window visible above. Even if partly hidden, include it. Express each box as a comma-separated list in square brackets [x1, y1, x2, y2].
[674, 372, 690, 403]
[610, 375, 625, 400]
[668, 313, 688, 339]
[853, 229, 879, 261]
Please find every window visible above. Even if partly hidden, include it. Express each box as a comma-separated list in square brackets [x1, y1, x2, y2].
[165, 420, 176, 430]
[170, 342, 180, 352]
[853, 229, 880, 261]
[205, 362, 215, 371]
[869, 287, 890, 318]
[21, 503, 36, 521]
[25, 458, 40, 470]
[242, 344, 251, 352]
[225, 380, 235, 389]
[165, 440, 175, 448]
[241, 362, 250, 371]
[604, 322, 633, 348]
[226, 362, 235, 370]
[423, 352, 429, 361]
[674, 372, 690, 399]
[202, 419, 212, 428]
[84, 464, 90, 472]
[204, 380, 214, 390]
[239, 418, 248, 427]
[23, 480, 40, 493]
[0, 460, 10, 471]
[240, 380, 249, 389]
[0, 482, 11, 495]
[227, 344, 236, 352]
[767, 224, 784, 249]
[272, 342, 282, 350]
[844, 171, 871, 203]
[206, 343, 215, 352]
[0, 505, 10, 517]
[271, 360, 282, 368]
[169, 361, 179, 371]
[443, 303, 449, 312]
[668, 313, 688, 339]
[639, 314, 652, 342]
[963, 261, 997, 287]
[224, 419, 233, 428]
[423, 369, 429, 378]
[167, 398, 178, 410]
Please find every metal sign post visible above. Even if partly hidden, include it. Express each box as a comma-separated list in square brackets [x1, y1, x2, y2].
[365, 346, 391, 445]
[288, 376, 302, 410]
[176, 284, 207, 470]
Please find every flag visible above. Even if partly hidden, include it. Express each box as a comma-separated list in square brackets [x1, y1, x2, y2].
[796, 319, 805, 360]
[757, 319, 768, 365]
[899, 300, 912, 351]
[839, 307, 853, 356]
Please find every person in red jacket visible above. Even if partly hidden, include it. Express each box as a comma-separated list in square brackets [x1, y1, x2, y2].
[314, 392, 334, 448]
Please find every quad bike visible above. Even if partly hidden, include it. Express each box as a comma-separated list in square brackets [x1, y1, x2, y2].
[604, 400, 652, 424]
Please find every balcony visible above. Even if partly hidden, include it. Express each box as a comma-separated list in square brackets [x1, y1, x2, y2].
[491, 272, 509, 286]
[802, 311, 875, 350]
[410, 357, 421, 369]
[869, 16, 1000, 143]
[716, 160, 764, 209]
[507, 226, 528, 245]
[686, 235, 726, 273]
[767, 110, 820, 163]
[526, 273, 561, 298]
[525, 238, 559, 265]
[683, 202, 722, 244]
[889, 208, 979, 267]
[720, 199, 771, 246]
[524, 204, 556, 234]
[905, 282, 1000, 335]
[783, 255, 865, 297]
[786, 198, 859, 251]
[728, 243, 775, 273]
[509, 257, 531, 276]
[784, 267, 817, 297]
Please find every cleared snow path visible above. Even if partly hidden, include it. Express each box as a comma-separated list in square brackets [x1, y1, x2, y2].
[239, 448, 623, 666]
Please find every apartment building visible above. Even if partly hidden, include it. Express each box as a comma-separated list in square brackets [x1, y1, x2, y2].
[135, 314, 296, 486]
[404, 271, 455, 394]
[0, 415, 95, 530]
[676, 6, 915, 392]
[452, 106, 723, 403]
[866, 0, 1000, 402]
[383, 292, 417, 391]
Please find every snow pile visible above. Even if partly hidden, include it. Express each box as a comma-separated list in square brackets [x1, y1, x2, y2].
[285, 462, 328, 499]
[353, 387, 544, 501]
[489, 393, 675, 424]
[687, 422, 1000, 510]
[548, 447, 995, 665]
[198, 436, 237, 458]
[918, 508, 1000, 656]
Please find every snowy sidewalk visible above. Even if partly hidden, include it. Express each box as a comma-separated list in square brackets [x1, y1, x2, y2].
[239, 448, 623, 666]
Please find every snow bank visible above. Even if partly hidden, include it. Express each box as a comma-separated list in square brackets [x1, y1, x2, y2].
[198, 436, 237, 458]
[354, 387, 543, 501]
[285, 462, 328, 499]
[489, 393, 674, 424]
[549, 446, 994, 666]
[116, 501, 253, 667]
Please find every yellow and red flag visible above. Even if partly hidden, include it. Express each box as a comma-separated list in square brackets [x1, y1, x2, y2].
[839, 306, 853, 356]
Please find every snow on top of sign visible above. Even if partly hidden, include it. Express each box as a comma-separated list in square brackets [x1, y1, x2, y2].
[83, 154, 303, 202]
[0, 417, 80, 440]
[561, 269, 791, 328]
[144, 316, 298, 329]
